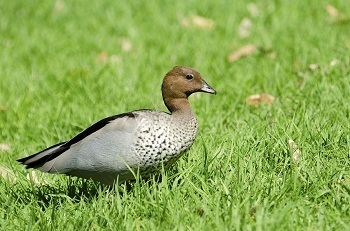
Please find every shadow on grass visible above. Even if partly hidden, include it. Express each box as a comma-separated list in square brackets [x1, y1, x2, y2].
[5, 178, 109, 210]
[5, 164, 184, 211]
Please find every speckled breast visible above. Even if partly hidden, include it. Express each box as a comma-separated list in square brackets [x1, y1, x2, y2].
[133, 110, 198, 172]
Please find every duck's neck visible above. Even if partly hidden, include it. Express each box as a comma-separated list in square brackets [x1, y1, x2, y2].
[164, 98, 195, 118]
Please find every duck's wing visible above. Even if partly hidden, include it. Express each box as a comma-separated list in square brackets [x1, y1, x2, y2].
[17, 112, 137, 170]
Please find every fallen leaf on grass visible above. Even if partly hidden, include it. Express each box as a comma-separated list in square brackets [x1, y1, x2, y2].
[325, 4, 350, 24]
[180, 15, 215, 30]
[308, 63, 319, 71]
[330, 59, 339, 67]
[238, 18, 252, 38]
[119, 38, 132, 53]
[0, 166, 16, 182]
[0, 143, 11, 152]
[247, 3, 259, 17]
[325, 4, 338, 17]
[245, 93, 275, 107]
[96, 52, 121, 65]
[53, 0, 64, 14]
[298, 60, 342, 79]
[26, 170, 48, 185]
[0, 106, 7, 111]
[27, 171, 40, 185]
[227, 44, 257, 62]
[288, 139, 301, 161]
[97, 51, 108, 64]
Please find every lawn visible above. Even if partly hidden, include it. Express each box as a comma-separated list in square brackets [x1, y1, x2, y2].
[0, 0, 350, 230]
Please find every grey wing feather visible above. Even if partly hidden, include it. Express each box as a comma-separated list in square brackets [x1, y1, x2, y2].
[17, 112, 138, 172]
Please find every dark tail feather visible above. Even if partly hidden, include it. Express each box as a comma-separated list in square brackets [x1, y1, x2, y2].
[17, 142, 68, 169]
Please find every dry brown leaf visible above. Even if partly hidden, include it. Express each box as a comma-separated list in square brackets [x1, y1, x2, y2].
[325, 4, 338, 17]
[26, 170, 49, 185]
[227, 44, 257, 62]
[289, 139, 301, 161]
[308, 63, 319, 71]
[247, 3, 259, 17]
[330, 59, 339, 67]
[245, 93, 275, 107]
[119, 38, 132, 52]
[96, 51, 108, 64]
[26, 171, 41, 185]
[53, 0, 64, 14]
[0, 143, 11, 152]
[325, 4, 350, 24]
[0, 166, 16, 182]
[181, 15, 215, 29]
[0, 167, 10, 178]
[238, 18, 252, 38]
[96, 52, 121, 65]
[0, 106, 7, 111]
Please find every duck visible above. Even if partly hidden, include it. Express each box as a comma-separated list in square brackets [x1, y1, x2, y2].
[17, 66, 216, 185]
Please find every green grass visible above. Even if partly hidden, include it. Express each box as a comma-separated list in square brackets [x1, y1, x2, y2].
[1, 0, 350, 230]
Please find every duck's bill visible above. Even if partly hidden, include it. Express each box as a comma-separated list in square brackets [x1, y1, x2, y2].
[201, 80, 216, 94]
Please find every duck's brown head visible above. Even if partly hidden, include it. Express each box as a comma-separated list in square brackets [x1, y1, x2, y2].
[162, 66, 216, 113]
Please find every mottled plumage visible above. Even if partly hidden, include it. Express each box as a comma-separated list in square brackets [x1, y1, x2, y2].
[17, 66, 216, 185]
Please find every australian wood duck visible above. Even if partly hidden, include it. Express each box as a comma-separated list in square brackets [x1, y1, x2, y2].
[17, 66, 216, 185]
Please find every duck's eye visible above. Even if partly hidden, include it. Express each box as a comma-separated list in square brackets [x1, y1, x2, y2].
[185, 74, 194, 80]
